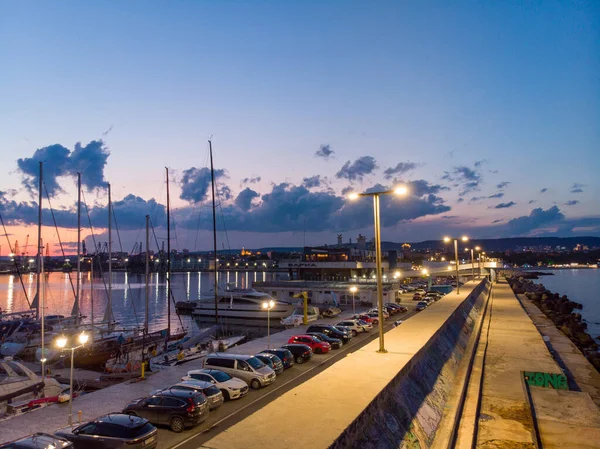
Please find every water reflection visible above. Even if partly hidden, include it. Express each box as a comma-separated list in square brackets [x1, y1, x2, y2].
[0, 271, 287, 332]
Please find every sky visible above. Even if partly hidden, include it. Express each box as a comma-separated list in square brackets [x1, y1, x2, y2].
[0, 1, 599, 254]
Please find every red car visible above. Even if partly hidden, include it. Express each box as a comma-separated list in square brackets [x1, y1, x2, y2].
[352, 314, 375, 324]
[288, 335, 331, 354]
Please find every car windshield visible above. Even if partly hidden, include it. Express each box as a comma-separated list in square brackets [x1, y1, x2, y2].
[210, 371, 231, 382]
[246, 357, 265, 369]
[205, 385, 220, 396]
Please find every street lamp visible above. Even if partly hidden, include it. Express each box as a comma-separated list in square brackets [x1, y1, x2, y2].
[464, 248, 475, 281]
[55, 331, 89, 426]
[348, 185, 408, 353]
[475, 246, 481, 277]
[349, 286, 357, 314]
[262, 300, 275, 349]
[443, 236, 468, 294]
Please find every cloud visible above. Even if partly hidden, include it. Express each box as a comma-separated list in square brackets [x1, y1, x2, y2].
[540, 188, 548, 193]
[234, 188, 260, 211]
[570, 183, 586, 194]
[315, 144, 334, 160]
[492, 201, 516, 209]
[302, 175, 323, 188]
[496, 182, 510, 189]
[474, 159, 487, 168]
[491, 219, 504, 223]
[471, 192, 504, 202]
[528, 200, 537, 204]
[383, 161, 418, 179]
[336, 156, 378, 182]
[17, 140, 110, 197]
[488, 192, 504, 199]
[565, 200, 579, 206]
[179, 167, 227, 203]
[241, 176, 261, 185]
[441, 165, 482, 196]
[505, 206, 564, 235]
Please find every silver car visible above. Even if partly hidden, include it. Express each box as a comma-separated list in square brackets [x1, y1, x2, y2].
[203, 353, 276, 389]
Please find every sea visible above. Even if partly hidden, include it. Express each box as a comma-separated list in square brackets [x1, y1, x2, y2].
[0, 270, 289, 334]
[530, 269, 600, 340]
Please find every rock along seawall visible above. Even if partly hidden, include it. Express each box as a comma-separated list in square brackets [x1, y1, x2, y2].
[330, 279, 491, 449]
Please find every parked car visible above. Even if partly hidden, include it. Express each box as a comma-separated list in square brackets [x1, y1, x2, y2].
[203, 353, 276, 389]
[181, 368, 249, 401]
[1, 434, 74, 449]
[153, 381, 224, 410]
[416, 301, 428, 311]
[288, 335, 331, 353]
[255, 352, 284, 375]
[260, 348, 295, 369]
[383, 305, 399, 315]
[413, 293, 422, 301]
[366, 308, 390, 319]
[306, 324, 352, 344]
[56, 413, 158, 447]
[351, 313, 374, 324]
[363, 312, 380, 324]
[385, 303, 408, 313]
[306, 332, 342, 349]
[426, 291, 443, 298]
[280, 343, 313, 364]
[404, 286, 415, 292]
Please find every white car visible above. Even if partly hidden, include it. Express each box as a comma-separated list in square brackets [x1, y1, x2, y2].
[366, 308, 390, 319]
[415, 289, 427, 295]
[336, 319, 369, 336]
[181, 368, 249, 400]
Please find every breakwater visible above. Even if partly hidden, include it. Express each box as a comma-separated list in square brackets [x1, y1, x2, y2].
[507, 274, 600, 372]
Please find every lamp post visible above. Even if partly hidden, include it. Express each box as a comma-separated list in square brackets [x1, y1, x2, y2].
[55, 331, 88, 426]
[481, 251, 486, 279]
[262, 300, 275, 349]
[465, 248, 475, 281]
[348, 185, 408, 353]
[475, 246, 481, 278]
[422, 268, 431, 290]
[443, 236, 468, 294]
[350, 286, 357, 314]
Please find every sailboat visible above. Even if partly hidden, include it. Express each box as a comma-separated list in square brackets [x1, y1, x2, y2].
[176, 140, 294, 325]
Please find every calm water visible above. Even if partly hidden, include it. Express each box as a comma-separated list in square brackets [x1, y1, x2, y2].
[531, 269, 600, 339]
[0, 270, 287, 333]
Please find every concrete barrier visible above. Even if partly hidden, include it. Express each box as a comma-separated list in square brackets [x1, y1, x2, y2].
[330, 280, 490, 448]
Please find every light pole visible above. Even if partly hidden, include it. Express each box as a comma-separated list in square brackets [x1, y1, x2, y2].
[443, 236, 468, 294]
[55, 331, 88, 426]
[465, 248, 475, 281]
[348, 185, 408, 353]
[262, 300, 275, 349]
[475, 246, 481, 277]
[481, 252, 486, 279]
[422, 268, 431, 290]
[350, 286, 357, 314]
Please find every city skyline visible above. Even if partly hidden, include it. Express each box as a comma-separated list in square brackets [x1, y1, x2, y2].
[0, 1, 598, 254]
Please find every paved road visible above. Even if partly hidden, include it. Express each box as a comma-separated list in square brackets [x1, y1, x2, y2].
[157, 297, 421, 449]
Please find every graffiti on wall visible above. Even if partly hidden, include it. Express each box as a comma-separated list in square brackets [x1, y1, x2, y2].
[523, 371, 568, 390]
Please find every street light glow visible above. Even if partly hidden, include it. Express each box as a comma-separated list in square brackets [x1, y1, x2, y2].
[394, 186, 408, 195]
[461, 236, 469, 242]
[475, 246, 481, 251]
[350, 286, 358, 293]
[422, 269, 428, 275]
[55, 336, 67, 349]
[347, 192, 360, 200]
[78, 332, 89, 345]
[443, 237, 451, 243]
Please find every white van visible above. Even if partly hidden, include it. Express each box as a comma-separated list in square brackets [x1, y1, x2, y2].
[203, 353, 276, 389]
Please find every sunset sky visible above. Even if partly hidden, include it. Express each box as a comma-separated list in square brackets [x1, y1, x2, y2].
[0, 1, 598, 255]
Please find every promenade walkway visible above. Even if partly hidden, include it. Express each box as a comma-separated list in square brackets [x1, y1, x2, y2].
[474, 280, 600, 448]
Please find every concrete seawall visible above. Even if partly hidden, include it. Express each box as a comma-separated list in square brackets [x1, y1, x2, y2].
[202, 279, 491, 449]
[330, 280, 490, 449]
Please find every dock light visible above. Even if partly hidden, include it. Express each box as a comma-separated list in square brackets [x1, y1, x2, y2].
[55, 331, 88, 426]
[56, 335, 67, 349]
[78, 332, 89, 345]
[262, 300, 275, 349]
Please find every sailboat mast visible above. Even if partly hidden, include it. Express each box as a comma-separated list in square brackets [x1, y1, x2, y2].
[209, 140, 219, 327]
[36, 162, 42, 319]
[166, 168, 171, 340]
[107, 182, 112, 326]
[90, 255, 94, 331]
[40, 242, 45, 376]
[145, 215, 150, 334]
[74, 172, 81, 325]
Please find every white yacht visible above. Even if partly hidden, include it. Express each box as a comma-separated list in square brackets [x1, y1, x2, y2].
[188, 289, 295, 324]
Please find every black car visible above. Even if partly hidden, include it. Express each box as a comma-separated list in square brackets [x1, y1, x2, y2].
[306, 324, 352, 344]
[306, 332, 342, 349]
[280, 343, 313, 364]
[260, 348, 295, 369]
[255, 353, 284, 375]
[55, 414, 157, 449]
[123, 389, 209, 433]
[0, 433, 74, 449]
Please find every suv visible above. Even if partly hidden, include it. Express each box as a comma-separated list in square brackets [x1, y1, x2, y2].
[56, 414, 157, 448]
[416, 301, 428, 311]
[123, 389, 209, 432]
[305, 332, 342, 349]
[336, 320, 368, 336]
[260, 348, 295, 369]
[287, 335, 331, 354]
[153, 381, 224, 410]
[0, 434, 74, 449]
[203, 353, 276, 389]
[306, 324, 352, 344]
[255, 352, 284, 374]
[181, 369, 249, 400]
